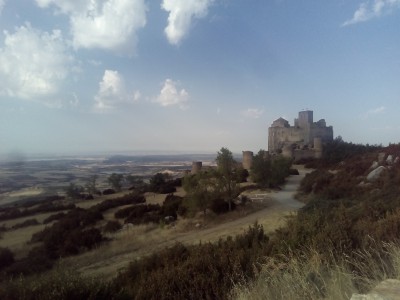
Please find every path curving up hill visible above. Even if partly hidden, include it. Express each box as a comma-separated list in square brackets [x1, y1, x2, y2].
[75, 165, 312, 278]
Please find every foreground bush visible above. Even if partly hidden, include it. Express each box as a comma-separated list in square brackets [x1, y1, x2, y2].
[0, 268, 128, 300]
[115, 223, 269, 299]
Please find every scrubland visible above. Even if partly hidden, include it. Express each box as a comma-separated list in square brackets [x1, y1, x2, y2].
[1, 141, 400, 299]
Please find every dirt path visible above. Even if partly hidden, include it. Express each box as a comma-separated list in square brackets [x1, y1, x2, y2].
[75, 166, 311, 278]
[179, 165, 311, 242]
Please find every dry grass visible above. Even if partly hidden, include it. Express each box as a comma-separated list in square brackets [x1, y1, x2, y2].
[0, 224, 46, 258]
[232, 244, 400, 300]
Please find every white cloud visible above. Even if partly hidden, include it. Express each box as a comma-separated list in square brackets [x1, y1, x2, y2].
[154, 79, 189, 109]
[342, 0, 400, 26]
[0, 0, 5, 15]
[242, 108, 264, 119]
[362, 106, 386, 119]
[94, 69, 137, 112]
[161, 0, 213, 45]
[0, 24, 72, 102]
[36, 0, 147, 54]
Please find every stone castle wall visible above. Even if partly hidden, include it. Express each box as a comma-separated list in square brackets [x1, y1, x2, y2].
[268, 110, 333, 159]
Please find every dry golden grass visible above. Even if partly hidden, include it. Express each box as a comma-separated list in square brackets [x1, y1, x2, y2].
[1, 224, 46, 259]
[0, 210, 67, 228]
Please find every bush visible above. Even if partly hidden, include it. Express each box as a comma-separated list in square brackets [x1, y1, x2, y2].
[102, 189, 116, 195]
[0, 247, 14, 270]
[11, 218, 39, 230]
[5, 246, 54, 276]
[103, 220, 122, 233]
[210, 198, 236, 214]
[161, 194, 183, 219]
[115, 204, 162, 224]
[91, 193, 146, 214]
[115, 223, 269, 299]
[0, 268, 128, 300]
[31, 208, 103, 258]
[43, 212, 66, 224]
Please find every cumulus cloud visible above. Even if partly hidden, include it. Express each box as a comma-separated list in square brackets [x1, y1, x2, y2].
[94, 69, 138, 112]
[161, 0, 214, 45]
[0, 24, 72, 102]
[342, 0, 400, 26]
[36, 0, 147, 54]
[242, 108, 264, 119]
[154, 79, 189, 109]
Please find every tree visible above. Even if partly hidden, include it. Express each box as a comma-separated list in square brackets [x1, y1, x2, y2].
[183, 172, 217, 216]
[126, 174, 144, 188]
[65, 183, 84, 199]
[251, 150, 292, 188]
[251, 150, 272, 187]
[108, 173, 124, 192]
[216, 147, 239, 211]
[85, 175, 98, 195]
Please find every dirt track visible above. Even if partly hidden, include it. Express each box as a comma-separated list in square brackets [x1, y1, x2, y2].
[75, 166, 311, 278]
[176, 165, 310, 243]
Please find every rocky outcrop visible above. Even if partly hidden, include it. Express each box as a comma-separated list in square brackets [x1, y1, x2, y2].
[366, 166, 386, 182]
[351, 279, 400, 300]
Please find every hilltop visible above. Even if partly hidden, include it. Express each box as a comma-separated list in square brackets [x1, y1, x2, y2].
[1, 141, 400, 299]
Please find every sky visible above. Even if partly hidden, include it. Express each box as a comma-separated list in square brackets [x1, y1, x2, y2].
[0, 0, 399, 156]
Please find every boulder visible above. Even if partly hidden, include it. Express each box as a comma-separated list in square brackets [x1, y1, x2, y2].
[386, 155, 394, 165]
[378, 153, 386, 164]
[395, 157, 399, 164]
[369, 161, 379, 170]
[351, 279, 400, 300]
[366, 166, 386, 182]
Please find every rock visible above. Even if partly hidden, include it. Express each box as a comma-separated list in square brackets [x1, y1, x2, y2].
[378, 153, 386, 164]
[370, 161, 379, 170]
[366, 166, 386, 182]
[122, 223, 134, 230]
[358, 181, 372, 188]
[351, 279, 400, 300]
[395, 157, 399, 164]
[195, 223, 201, 228]
[386, 155, 394, 165]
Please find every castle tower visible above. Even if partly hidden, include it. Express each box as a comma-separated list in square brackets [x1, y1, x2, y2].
[297, 110, 313, 128]
[242, 151, 254, 170]
[314, 137, 323, 159]
[191, 161, 202, 174]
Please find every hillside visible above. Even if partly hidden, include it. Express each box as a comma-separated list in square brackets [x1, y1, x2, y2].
[1, 142, 400, 299]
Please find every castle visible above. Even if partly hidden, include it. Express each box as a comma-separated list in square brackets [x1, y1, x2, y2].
[267, 110, 333, 160]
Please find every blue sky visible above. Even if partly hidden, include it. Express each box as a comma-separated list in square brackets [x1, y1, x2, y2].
[0, 0, 399, 156]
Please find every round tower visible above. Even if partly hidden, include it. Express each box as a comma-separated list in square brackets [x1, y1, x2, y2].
[242, 151, 254, 170]
[314, 137, 323, 159]
[191, 161, 202, 174]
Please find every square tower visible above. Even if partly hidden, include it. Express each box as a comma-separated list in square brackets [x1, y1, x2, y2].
[297, 110, 313, 128]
